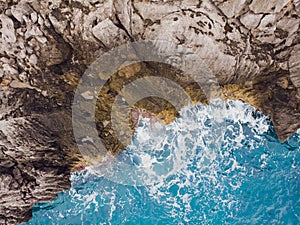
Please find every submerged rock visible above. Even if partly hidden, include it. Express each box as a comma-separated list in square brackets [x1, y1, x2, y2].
[0, 0, 299, 224]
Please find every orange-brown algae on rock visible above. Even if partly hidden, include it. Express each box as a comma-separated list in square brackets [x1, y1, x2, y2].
[92, 60, 300, 157]
[221, 82, 265, 111]
[59, 61, 299, 170]
[118, 62, 142, 79]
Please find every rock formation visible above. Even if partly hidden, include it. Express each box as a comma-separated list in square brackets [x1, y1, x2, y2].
[0, 0, 299, 224]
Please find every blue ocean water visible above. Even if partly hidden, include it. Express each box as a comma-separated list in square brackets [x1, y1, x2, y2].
[22, 100, 299, 225]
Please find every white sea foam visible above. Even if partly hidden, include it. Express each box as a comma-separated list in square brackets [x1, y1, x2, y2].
[66, 99, 295, 223]
[69, 100, 267, 219]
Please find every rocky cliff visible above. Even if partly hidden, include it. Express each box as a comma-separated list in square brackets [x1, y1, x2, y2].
[0, 0, 299, 224]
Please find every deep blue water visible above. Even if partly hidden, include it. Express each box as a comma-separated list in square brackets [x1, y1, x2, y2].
[21, 100, 299, 225]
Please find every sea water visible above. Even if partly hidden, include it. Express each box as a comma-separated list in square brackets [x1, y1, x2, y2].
[22, 100, 299, 225]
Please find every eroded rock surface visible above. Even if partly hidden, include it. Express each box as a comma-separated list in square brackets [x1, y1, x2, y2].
[0, 0, 299, 224]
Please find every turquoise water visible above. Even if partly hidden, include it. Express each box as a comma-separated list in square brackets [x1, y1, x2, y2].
[22, 100, 299, 225]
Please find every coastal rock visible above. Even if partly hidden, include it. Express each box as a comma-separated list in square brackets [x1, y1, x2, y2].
[0, 14, 16, 44]
[240, 12, 263, 29]
[289, 44, 300, 92]
[92, 18, 130, 48]
[216, 0, 247, 18]
[249, 0, 291, 14]
[0, 0, 299, 224]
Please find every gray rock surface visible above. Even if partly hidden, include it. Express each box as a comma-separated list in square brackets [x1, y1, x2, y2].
[0, 0, 299, 224]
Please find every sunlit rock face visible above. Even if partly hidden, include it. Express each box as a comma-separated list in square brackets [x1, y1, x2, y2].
[0, 0, 299, 224]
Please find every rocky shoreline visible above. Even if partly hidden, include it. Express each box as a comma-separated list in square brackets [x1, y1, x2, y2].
[0, 0, 299, 224]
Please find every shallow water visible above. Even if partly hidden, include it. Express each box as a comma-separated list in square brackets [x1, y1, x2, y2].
[22, 100, 299, 225]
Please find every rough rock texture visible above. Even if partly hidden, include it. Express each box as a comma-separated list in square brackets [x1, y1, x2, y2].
[0, 0, 299, 224]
